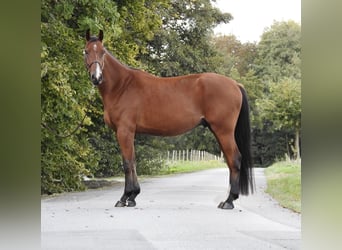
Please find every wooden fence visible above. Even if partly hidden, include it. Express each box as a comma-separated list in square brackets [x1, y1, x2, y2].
[166, 149, 223, 162]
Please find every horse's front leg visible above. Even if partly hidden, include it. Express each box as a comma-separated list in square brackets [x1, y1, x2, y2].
[114, 128, 140, 207]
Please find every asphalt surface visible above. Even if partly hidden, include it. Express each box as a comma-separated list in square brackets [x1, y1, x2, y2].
[41, 168, 301, 250]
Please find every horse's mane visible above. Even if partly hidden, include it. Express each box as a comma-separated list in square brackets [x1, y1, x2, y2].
[88, 36, 100, 42]
[104, 48, 146, 73]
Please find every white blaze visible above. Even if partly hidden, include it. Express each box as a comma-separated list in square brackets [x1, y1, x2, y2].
[93, 44, 101, 81]
[95, 62, 101, 79]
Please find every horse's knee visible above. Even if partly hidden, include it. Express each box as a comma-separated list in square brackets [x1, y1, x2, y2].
[123, 160, 133, 173]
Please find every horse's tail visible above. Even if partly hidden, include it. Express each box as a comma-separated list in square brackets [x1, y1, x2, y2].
[235, 85, 255, 195]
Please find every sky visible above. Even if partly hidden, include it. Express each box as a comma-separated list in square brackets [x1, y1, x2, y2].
[212, 0, 301, 43]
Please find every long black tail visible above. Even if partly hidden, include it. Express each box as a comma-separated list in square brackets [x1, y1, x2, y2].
[235, 85, 255, 195]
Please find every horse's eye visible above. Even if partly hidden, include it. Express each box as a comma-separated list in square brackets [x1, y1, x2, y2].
[83, 50, 88, 55]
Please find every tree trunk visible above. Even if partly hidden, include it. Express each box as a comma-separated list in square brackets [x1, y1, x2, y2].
[295, 128, 300, 160]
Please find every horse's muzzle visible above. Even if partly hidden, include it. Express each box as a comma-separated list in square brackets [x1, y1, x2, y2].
[91, 73, 103, 86]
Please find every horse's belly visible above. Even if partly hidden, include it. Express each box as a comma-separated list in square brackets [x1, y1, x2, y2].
[136, 112, 201, 136]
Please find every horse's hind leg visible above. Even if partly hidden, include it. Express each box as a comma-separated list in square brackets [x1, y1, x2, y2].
[212, 130, 241, 209]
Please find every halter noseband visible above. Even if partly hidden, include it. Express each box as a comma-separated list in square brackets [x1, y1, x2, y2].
[86, 60, 104, 70]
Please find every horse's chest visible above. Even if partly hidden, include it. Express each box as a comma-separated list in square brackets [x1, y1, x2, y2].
[103, 110, 117, 130]
[103, 110, 110, 125]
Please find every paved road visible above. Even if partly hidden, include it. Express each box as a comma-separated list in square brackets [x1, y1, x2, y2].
[41, 168, 301, 250]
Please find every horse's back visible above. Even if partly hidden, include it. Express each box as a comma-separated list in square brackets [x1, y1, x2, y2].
[197, 73, 241, 95]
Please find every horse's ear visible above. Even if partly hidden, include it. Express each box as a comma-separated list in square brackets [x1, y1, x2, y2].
[99, 30, 104, 42]
[86, 29, 90, 41]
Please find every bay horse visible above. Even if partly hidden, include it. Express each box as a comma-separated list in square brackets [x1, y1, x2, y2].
[84, 30, 254, 209]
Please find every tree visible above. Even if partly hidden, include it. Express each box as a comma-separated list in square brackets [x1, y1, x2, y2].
[251, 20, 301, 162]
[140, 0, 232, 76]
[213, 35, 257, 77]
[254, 20, 301, 82]
[41, 0, 122, 193]
[257, 79, 301, 159]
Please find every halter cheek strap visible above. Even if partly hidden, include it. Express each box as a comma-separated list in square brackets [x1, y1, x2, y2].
[86, 53, 106, 71]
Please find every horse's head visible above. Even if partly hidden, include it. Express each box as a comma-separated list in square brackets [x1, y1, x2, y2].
[84, 29, 105, 86]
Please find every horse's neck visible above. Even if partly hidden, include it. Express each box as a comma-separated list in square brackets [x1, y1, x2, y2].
[99, 53, 131, 97]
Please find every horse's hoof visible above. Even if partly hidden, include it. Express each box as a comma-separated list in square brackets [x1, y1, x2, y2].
[218, 202, 224, 208]
[220, 201, 234, 209]
[115, 200, 126, 207]
[127, 200, 136, 207]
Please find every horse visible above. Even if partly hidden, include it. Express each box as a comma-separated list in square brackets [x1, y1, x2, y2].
[84, 29, 254, 209]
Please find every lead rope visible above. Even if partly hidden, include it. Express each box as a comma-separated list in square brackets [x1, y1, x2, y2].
[43, 52, 103, 138]
[41, 112, 88, 138]
[41, 87, 96, 139]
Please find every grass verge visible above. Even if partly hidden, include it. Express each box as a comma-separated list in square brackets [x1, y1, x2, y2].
[264, 161, 301, 213]
[159, 160, 224, 175]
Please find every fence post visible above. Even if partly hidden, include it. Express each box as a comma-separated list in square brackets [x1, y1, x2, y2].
[167, 149, 222, 163]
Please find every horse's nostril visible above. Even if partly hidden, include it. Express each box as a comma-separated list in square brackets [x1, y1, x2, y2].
[90, 73, 102, 85]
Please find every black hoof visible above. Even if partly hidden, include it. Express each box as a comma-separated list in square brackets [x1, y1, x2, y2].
[115, 200, 126, 207]
[127, 200, 136, 207]
[218, 201, 234, 209]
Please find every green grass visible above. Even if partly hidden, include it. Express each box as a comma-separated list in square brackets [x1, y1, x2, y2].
[264, 161, 301, 213]
[159, 160, 224, 175]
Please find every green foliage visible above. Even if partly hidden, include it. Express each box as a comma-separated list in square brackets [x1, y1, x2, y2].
[213, 35, 257, 77]
[255, 21, 301, 82]
[251, 128, 292, 167]
[140, 0, 232, 76]
[253, 21, 301, 160]
[134, 135, 171, 175]
[255, 79, 301, 160]
[257, 79, 301, 131]
[41, 0, 113, 193]
[87, 128, 122, 178]
[252, 21, 301, 163]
